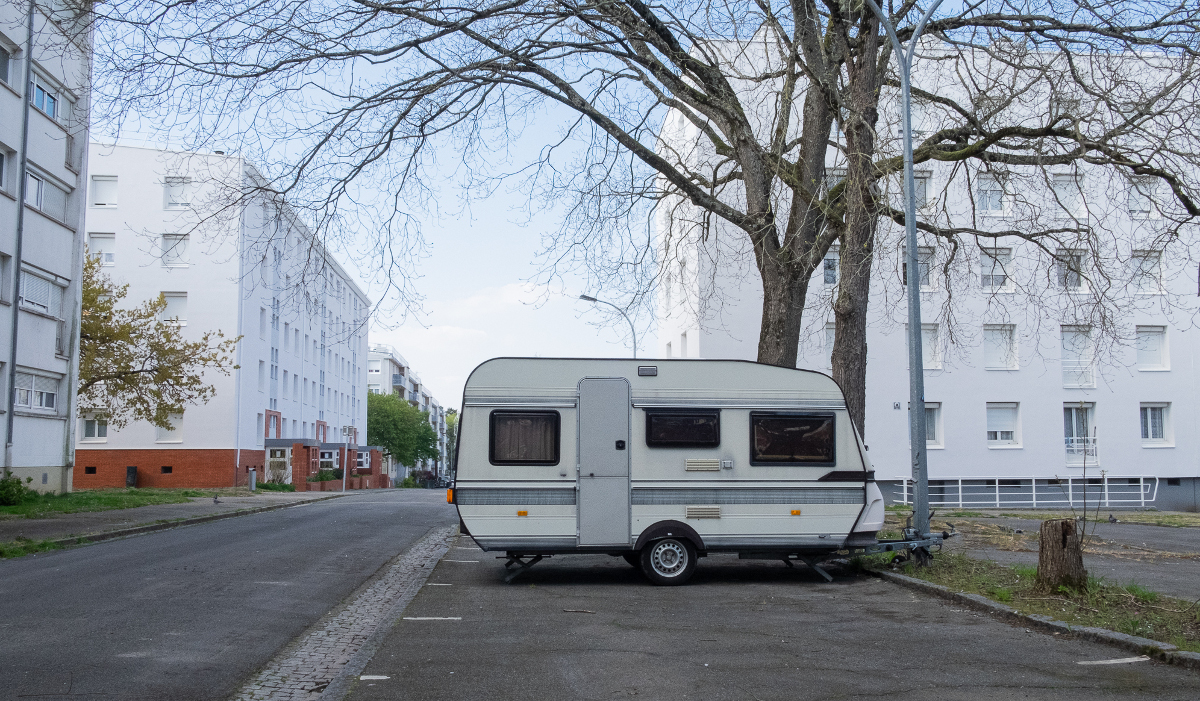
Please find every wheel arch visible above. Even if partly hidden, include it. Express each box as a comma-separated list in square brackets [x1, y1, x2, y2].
[633, 520, 705, 552]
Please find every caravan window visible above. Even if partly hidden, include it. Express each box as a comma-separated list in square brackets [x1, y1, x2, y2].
[489, 411, 560, 465]
[750, 413, 836, 465]
[645, 410, 720, 448]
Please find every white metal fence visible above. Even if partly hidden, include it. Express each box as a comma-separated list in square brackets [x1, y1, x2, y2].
[1064, 437, 1098, 465]
[897, 475, 1158, 509]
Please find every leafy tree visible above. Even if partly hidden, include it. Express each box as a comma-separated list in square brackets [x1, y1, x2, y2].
[367, 391, 439, 467]
[445, 408, 458, 461]
[78, 254, 240, 429]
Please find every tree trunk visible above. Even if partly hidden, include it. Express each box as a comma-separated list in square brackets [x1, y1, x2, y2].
[1036, 518, 1088, 591]
[756, 255, 809, 369]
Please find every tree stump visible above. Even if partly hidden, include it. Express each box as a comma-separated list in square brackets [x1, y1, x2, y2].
[1036, 518, 1088, 591]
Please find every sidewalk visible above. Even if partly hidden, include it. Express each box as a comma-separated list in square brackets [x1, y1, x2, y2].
[0, 491, 342, 544]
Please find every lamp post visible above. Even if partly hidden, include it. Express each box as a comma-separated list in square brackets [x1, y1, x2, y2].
[579, 294, 638, 359]
[862, 0, 946, 545]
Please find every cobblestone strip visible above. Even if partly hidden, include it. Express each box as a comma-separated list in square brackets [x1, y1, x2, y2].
[231, 525, 456, 701]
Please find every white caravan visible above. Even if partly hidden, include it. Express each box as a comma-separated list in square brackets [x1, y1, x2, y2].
[452, 358, 888, 585]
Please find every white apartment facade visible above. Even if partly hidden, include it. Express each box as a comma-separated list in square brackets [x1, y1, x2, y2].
[368, 343, 449, 481]
[75, 144, 370, 488]
[656, 43, 1200, 511]
[0, 2, 90, 492]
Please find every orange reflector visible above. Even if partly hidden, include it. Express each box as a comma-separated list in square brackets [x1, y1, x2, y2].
[517, 510, 528, 517]
[791, 509, 802, 516]
[446, 488, 453, 504]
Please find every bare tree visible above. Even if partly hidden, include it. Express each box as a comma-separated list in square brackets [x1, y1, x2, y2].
[81, 0, 1200, 433]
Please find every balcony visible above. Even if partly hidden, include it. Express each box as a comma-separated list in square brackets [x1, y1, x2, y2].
[392, 373, 403, 387]
[1061, 360, 1095, 388]
[1065, 437, 1098, 465]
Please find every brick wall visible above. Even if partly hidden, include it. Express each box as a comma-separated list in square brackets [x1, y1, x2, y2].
[75, 449, 264, 489]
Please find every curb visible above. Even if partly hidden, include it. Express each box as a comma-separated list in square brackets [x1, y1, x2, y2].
[46, 493, 351, 548]
[872, 569, 1200, 671]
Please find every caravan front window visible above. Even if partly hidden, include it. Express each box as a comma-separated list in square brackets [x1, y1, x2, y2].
[749, 413, 836, 466]
[489, 411, 560, 465]
[645, 410, 720, 448]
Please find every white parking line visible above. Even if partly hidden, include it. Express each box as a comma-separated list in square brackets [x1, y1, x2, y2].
[1077, 656, 1150, 665]
[403, 617, 462, 620]
[444, 559, 479, 563]
[427, 583, 453, 586]
[360, 675, 391, 680]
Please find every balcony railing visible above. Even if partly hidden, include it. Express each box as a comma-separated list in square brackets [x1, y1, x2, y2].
[392, 373, 403, 387]
[899, 475, 1156, 509]
[1065, 436, 1098, 465]
[1061, 360, 1095, 388]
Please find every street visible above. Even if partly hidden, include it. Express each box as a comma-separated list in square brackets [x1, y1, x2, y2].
[0, 489, 455, 700]
[348, 533, 1199, 701]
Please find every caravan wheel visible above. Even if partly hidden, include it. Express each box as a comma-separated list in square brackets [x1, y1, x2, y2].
[640, 538, 696, 586]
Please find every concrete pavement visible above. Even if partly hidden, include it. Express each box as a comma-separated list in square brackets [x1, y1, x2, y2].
[346, 534, 1198, 701]
[0, 489, 456, 700]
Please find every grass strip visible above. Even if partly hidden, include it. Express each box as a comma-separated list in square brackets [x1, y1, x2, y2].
[866, 551, 1200, 653]
[0, 536, 65, 558]
[0, 488, 211, 519]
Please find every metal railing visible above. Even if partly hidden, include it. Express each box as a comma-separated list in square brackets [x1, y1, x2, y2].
[1065, 436, 1098, 464]
[898, 475, 1158, 509]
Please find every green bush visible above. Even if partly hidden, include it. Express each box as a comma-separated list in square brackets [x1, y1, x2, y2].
[0, 470, 38, 506]
[257, 482, 296, 492]
[307, 470, 339, 483]
[400, 476, 418, 488]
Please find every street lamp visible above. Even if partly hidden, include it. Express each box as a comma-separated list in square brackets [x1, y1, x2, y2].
[863, 0, 946, 547]
[579, 294, 638, 359]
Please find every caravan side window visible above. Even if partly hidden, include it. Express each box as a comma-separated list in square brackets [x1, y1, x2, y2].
[749, 412, 836, 466]
[489, 411, 560, 465]
[645, 409, 720, 448]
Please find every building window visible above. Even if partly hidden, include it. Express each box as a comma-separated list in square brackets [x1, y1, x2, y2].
[1128, 176, 1159, 218]
[1061, 326, 1094, 388]
[1167, 478, 1181, 487]
[25, 171, 66, 220]
[84, 466, 96, 475]
[977, 175, 1006, 213]
[161, 466, 173, 474]
[24, 172, 43, 209]
[161, 292, 187, 325]
[1063, 403, 1096, 465]
[986, 403, 1019, 446]
[924, 402, 942, 448]
[29, 74, 59, 119]
[906, 323, 941, 370]
[88, 233, 116, 266]
[489, 410, 560, 465]
[0, 46, 9, 85]
[82, 415, 108, 441]
[980, 248, 1012, 291]
[644, 410, 720, 448]
[164, 177, 192, 209]
[156, 413, 183, 443]
[1129, 250, 1162, 293]
[983, 324, 1017, 370]
[823, 256, 838, 285]
[259, 308, 267, 339]
[749, 413, 836, 465]
[912, 172, 930, 207]
[1051, 173, 1083, 217]
[1140, 403, 1170, 445]
[1135, 326, 1167, 370]
[824, 322, 836, 369]
[91, 176, 118, 207]
[19, 271, 62, 317]
[162, 235, 189, 267]
[1055, 249, 1086, 291]
[258, 361, 265, 391]
[901, 247, 933, 289]
[15, 373, 57, 411]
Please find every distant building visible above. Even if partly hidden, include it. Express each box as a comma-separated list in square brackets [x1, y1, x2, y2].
[368, 343, 449, 481]
[74, 144, 370, 488]
[0, 2, 91, 492]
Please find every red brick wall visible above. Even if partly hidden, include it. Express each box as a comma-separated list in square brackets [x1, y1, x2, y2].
[74, 449, 265, 489]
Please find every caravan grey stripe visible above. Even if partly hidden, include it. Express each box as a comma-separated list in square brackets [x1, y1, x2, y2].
[631, 488, 862, 505]
[632, 399, 846, 409]
[456, 488, 577, 505]
[464, 400, 577, 408]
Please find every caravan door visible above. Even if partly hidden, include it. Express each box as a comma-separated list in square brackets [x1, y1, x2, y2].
[577, 378, 631, 546]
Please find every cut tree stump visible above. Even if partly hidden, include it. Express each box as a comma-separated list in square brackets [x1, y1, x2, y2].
[1036, 518, 1088, 591]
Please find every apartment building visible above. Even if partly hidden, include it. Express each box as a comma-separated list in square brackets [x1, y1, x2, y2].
[368, 343, 449, 481]
[656, 43, 1200, 511]
[74, 144, 370, 488]
[0, 2, 90, 492]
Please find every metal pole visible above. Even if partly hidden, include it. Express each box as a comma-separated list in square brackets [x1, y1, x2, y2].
[579, 295, 638, 358]
[863, 0, 945, 540]
[6, 0, 37, 469]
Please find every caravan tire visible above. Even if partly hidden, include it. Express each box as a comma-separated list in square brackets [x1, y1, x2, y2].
[640, 538, 696, 586]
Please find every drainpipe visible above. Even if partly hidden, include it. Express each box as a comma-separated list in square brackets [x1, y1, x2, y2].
[6, 0, 37, 470]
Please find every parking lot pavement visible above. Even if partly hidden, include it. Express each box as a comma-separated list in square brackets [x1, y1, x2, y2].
[347, 535, 1199, 701]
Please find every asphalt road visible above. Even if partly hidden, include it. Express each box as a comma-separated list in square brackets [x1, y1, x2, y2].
[349, 536, 1199, 701]
[0, 489, 455, 700]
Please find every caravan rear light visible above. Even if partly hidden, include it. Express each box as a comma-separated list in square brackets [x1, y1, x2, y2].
[447, 488, 454, 504]
[791, 510, 802, 516]
[517, 510, 528, 517]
